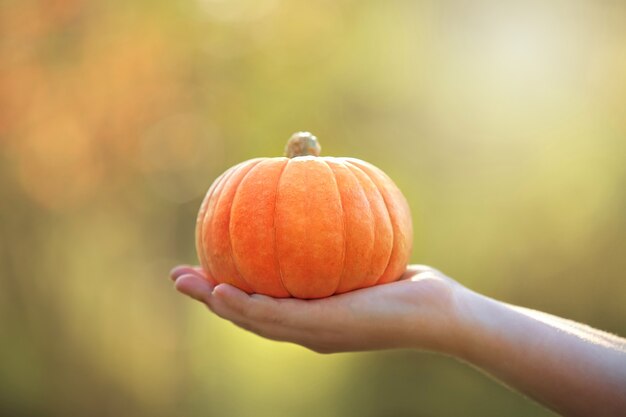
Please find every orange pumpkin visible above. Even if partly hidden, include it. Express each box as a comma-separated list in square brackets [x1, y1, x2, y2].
[195, 132, 413, 299]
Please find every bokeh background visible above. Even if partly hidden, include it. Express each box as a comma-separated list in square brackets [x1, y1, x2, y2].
[1, 0, 625, 416]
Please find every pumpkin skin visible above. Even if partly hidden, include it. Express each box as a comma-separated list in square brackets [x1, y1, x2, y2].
[195, 133, 413, 299]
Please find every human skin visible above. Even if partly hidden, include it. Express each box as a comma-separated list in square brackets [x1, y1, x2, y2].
[170, 264, 626, 417]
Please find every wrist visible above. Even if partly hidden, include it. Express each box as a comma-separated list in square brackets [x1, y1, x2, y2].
[401, 276, 478, 356]
[446, 285, 512, 363]
[437, 283, 482, 357]
[413, 280, 498, 359]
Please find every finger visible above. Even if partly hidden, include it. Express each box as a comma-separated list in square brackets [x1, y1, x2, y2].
[170, 265, 204, 281]
[174, 274, 214, 303]
[211, 285, 329, 345]
[211, 284, 251, 313]
[208, 285, 274, 333]
[211, 286, 319, 330]
[399, 264, 441, 280]
[409, 270, 442, 283]
[210, 284, 286, 325]
[208, 284, 272, 324]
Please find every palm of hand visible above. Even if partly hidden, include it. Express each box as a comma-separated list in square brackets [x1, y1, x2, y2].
[170, 265, 461, 354]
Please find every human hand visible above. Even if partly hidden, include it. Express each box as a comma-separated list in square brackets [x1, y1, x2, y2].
[171, 263, 626, 416]
[170, 265, 465, 354]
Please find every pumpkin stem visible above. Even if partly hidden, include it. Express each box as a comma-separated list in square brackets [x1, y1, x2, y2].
[284, 132, 321, 158]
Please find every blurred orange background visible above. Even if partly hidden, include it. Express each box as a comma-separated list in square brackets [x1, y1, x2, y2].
[1, 1, 625, 416]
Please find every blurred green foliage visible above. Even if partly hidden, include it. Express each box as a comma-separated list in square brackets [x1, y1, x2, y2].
[1, 0, 625, 416]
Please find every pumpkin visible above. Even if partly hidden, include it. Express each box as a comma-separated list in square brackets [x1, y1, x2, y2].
[195, 132, 413, 299]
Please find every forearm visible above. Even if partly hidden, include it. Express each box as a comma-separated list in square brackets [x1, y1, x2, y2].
[172, 264, 626, 415]
[449, 287, 626, 417]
